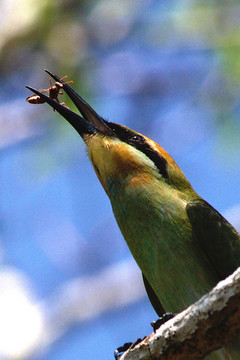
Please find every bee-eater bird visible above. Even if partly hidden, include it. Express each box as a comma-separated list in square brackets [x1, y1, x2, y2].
[26, 70, 240, 359]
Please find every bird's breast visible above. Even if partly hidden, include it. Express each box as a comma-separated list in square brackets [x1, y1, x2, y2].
[109, 178, 219, 312]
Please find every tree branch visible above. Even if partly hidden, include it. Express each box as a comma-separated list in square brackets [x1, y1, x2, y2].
[120, 267, 240, 360]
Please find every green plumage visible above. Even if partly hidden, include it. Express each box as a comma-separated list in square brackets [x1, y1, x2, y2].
[108, 170, 240, 360]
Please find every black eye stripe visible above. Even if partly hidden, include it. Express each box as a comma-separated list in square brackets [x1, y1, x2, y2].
[133, 141, 168, 179]
[107, 122, 168, 179]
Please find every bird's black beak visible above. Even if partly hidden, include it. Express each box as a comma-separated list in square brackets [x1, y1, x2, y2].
[26, 69, 114, 138]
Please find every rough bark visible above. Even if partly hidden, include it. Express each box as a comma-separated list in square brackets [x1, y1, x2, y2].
[120, 267, 240, 360]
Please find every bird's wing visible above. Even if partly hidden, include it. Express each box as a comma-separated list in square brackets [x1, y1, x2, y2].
[186, 199, 240, 280]
[142, 273, 165, 317]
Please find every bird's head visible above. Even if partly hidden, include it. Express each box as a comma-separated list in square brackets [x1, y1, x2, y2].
[26, 71, 195, 200]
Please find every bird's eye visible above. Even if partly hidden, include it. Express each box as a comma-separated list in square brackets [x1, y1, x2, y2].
[128, 135, 144, 143]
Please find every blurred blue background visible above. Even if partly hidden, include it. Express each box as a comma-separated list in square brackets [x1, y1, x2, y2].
[0, 1, 240, 359]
